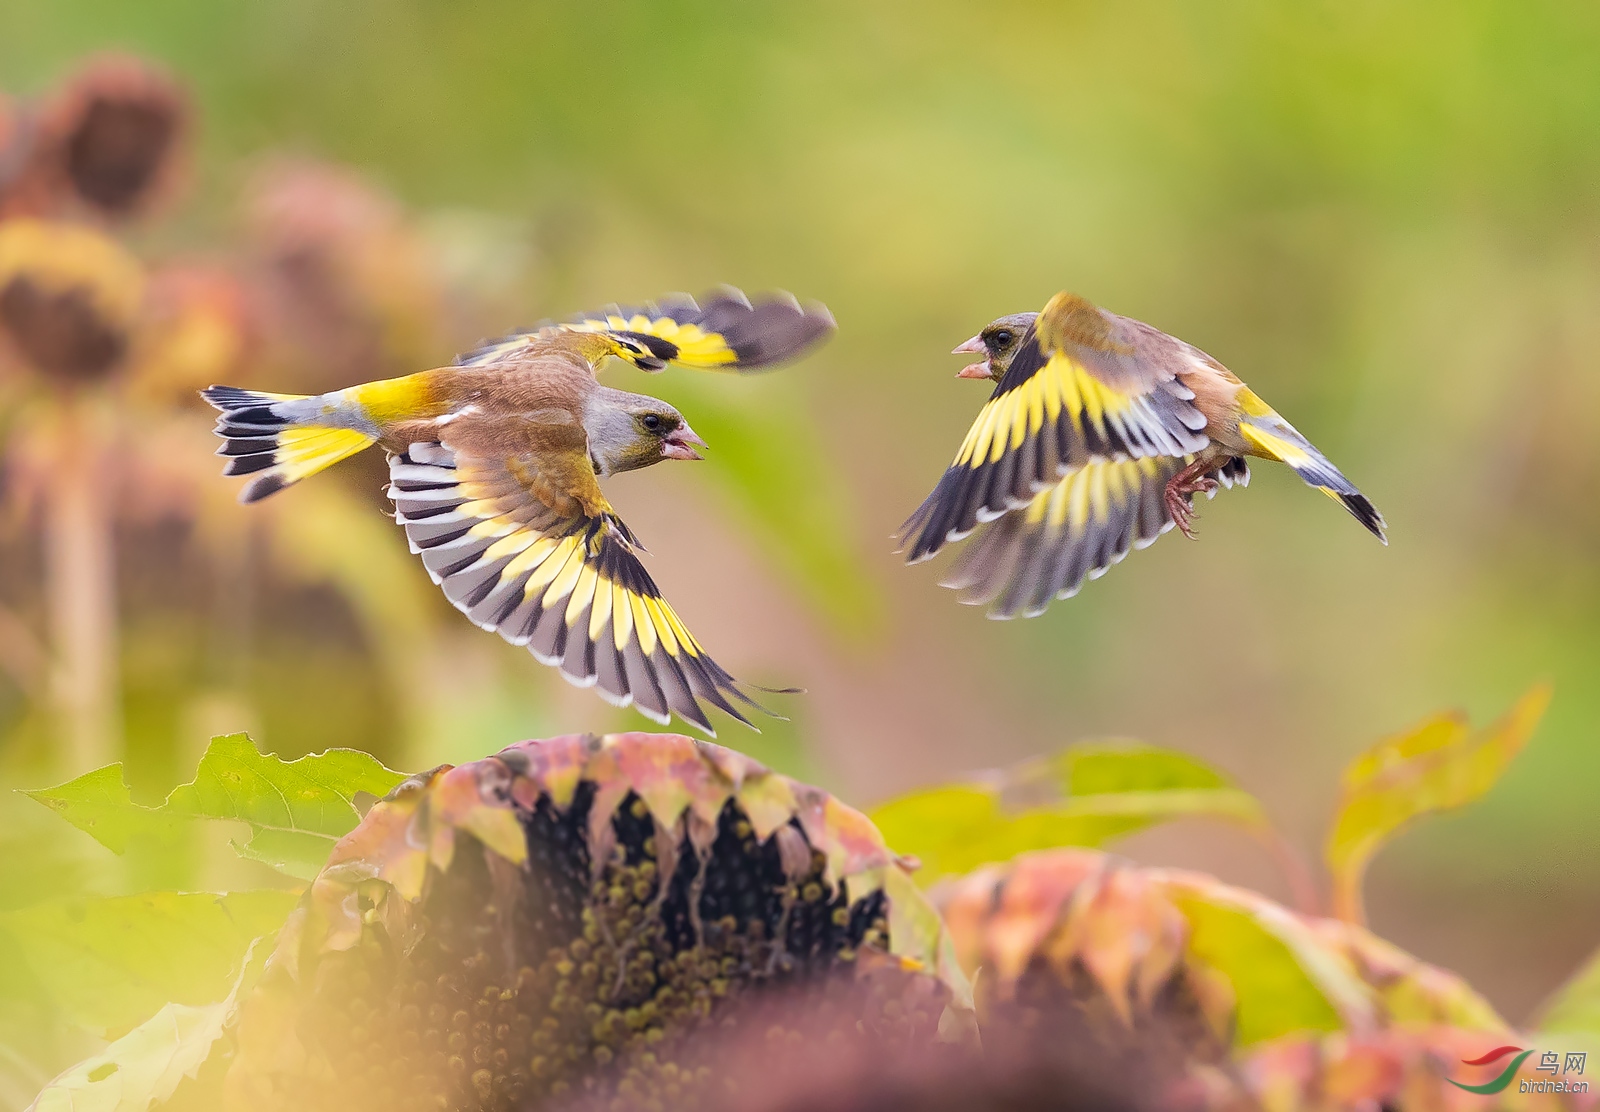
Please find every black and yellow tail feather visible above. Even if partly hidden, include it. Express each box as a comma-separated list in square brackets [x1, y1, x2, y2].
[202, 386, 376, 503]
[1236, 399, 1386, 543]
[457, 287, 835, 374]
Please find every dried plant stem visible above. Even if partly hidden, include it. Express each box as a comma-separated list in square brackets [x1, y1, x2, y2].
[43, 403, 120, 772]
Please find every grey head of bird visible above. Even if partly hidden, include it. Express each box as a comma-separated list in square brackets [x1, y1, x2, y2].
[951, 312, 1038, 381]
[583, 386, 707, 476]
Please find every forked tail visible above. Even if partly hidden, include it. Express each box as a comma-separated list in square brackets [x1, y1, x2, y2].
[201, 386, 377, 503]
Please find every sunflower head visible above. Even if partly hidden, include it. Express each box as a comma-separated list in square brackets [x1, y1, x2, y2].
[938, 849, 1232, 1084]
[227, 733, 969, 1112]
[31, 54, 190, 221]
[0, 218, 144, 384]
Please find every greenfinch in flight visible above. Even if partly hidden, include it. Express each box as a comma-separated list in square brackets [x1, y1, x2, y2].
[204, 289, 834, 734]
[900, 292, 1384, 619]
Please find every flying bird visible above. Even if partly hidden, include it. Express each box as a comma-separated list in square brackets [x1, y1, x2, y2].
[203, 288, 834, 734]
[899, 292, 1384, 619]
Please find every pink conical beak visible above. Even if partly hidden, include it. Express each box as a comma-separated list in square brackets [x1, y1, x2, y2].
[661, 422, 707, 461]
[952, 334, 992, 378]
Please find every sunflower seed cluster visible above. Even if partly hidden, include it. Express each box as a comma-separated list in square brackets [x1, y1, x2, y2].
[284, 782, 945, 1111]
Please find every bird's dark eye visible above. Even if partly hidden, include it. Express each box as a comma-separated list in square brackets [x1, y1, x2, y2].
[991, 329, 1014, 349]
[642, 413, 663, 432]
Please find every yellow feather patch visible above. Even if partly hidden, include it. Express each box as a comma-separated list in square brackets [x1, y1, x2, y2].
[612, 582, 636, 651]
[274, 427, 376, 483]
[589, 578, 615, 642]
[630, 594, 658, 656]
[345, 372, 443, 426]
[644, 597, 681, 658]
[542, 541, 588, 606]
[565, 314, 740, 369]
[1239, 423, 1312, 467]
[525, 537, 581, 601]
[955, 353, 1141, 470]
[564, 564, 600, 628]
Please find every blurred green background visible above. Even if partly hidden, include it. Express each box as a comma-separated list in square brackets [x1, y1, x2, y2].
[1, 0, 1597, 1033]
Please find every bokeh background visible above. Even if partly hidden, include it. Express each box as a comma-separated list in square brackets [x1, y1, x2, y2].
[0, 0, 1596, 1038]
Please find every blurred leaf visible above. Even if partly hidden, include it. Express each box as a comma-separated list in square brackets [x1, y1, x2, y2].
[1325, 685, 1551, 924]
[1175, 895, 1345, 1044]
[26, 733, 406, 880]
[1536, 943, 1600, 1040]
[1165, 879, 1376, 1045]
[872, 741, 1277, 885]
[1, 890, 296, 1035]
[1309, 918, 1507, 1032]
[25, 941, 260, 1112]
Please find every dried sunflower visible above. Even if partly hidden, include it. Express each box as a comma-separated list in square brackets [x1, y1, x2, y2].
[30, 54, 189, 220]
[938, 849, 1234, 1085]
[226, 732, 970, 1112]
[0, 217, 144, 384]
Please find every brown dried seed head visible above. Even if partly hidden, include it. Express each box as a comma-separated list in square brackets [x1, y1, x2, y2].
[0, 218, 144, 384]
[34, 54, 190, 221]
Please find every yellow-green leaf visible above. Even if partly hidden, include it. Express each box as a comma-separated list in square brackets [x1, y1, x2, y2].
[1324, 685, 1551, 924]
[1, 890, 297, 1035]
[25, 734, 405, 880]
[1536, 943, 1600, 1041]
[1174, 892, 1352, 1044]
[871, 742, 1277, 885]
[26, 942, 261, 1112]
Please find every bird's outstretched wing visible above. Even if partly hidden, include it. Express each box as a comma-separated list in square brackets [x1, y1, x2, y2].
[899, 291, 1211, 563]
[941, 456, 1249, 619]
[387, 440, 766, 736]
[457, 287, 835, 373]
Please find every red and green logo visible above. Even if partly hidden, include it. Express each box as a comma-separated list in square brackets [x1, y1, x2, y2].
[1449, 1046, 1534, 1094]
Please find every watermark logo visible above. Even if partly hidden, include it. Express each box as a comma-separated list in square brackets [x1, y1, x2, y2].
[1448, 1046, 1587, 1095]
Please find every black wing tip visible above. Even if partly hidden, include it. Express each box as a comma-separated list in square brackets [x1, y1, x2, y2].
[1337, 491, 1388, 543]
[239, 473, 286, 503]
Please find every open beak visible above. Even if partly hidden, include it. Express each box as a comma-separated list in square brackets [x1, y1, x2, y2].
[661, 422, 707, 462]
[952, 334, 993, 379]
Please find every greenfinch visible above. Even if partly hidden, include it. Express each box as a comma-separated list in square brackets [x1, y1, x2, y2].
[204, 288, 834, 734]
[900, 291, 1384, 618]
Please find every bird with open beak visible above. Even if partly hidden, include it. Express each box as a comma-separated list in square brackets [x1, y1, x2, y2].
[900, 292, 1385, 619]
[202, 288, 834, 735]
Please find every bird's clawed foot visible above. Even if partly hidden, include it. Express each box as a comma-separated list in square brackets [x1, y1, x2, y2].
[1165, 472, 1218, 541]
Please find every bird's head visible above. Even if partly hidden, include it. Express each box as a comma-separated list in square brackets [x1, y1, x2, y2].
[585, 389, 707, 476]
[951, 312, 1037, 382]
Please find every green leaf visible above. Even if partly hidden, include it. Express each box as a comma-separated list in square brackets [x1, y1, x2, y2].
[1536, 943, 1600, 1040]
[25, 734, 406, 880]
[1166, 880, 1373, 1045]
[871, 741, 1279, 885]
[1324, 685, 1551, 924]
[2, 891, 297, 1035]
[25, 941, 261, 1112]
